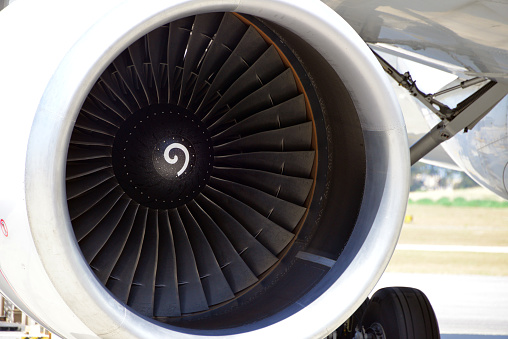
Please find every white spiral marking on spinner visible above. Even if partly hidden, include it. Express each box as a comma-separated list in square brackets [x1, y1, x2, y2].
[164, 143, 190, 177]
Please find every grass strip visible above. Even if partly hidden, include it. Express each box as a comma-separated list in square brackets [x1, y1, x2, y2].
[408, 197, 508, 208]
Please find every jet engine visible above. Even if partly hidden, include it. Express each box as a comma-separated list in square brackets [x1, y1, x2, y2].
[0, 0, 409, 338]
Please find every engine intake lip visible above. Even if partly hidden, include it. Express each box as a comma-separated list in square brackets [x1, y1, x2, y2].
[25, 1, 409, 338]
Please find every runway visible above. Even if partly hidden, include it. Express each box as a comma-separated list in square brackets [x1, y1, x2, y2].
[374, 273, 508, 338]
[395, 244, 508, 254]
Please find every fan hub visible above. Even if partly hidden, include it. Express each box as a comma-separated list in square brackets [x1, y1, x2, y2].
[112, 103, 213, 209]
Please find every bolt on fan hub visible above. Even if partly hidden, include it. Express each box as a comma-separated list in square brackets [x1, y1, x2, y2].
[112, 103, 214, 209]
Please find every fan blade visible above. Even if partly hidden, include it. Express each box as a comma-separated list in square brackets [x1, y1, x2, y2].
[128, 37, 157, 106]
[195, 194, 278, 276]
[106, 207, 148, 303]
[186, 201, 258, 293]
[214, 151, 315, 178]
[202, 45, 286, 124]
[168, 209, 209, 314]
[66, 158, 112, 180]
[208, 69, 298, 132]
[74, 111, 118, 137]
[90, 202, 139, 284]
[128, 210, 159, 317]
[187, 13, 247, 111]
[178, 13, 224, 107]
[81, 98, 124, 128]
[212, 94, 307, 142]
[78, 196, 131, 263]
[202, 186, 294, 255]
[71, 187, 124, 241]
[66, 167, 115, 199]
[70, 128, 115, 147]
[178, 205, 235, 306]
[147, 26, 169, 104]
[112, 50, 148, 108]
[67, 178, 119, 221]
[88, 81, 131, 121]
[212, 167, 313, 206]
[209, 177, 306, 232]
[214, 121, 313, 155]
[167, 16, 195, 101]
[194, 26, 269, 117]
[154, 210, 181, 317]
[98, 66, 138, 114]
[67, 144, 112, 162]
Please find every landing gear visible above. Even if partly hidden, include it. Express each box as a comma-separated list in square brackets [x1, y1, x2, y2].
[329, 287, 439, 339]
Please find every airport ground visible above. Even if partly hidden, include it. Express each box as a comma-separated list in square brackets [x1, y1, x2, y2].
[378, 189, 508, 338]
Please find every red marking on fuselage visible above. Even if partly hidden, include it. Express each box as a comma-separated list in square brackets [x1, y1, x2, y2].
[0, 219, 7, 237]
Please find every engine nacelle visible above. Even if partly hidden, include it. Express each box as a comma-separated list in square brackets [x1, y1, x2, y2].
[0, 0, 409, 338]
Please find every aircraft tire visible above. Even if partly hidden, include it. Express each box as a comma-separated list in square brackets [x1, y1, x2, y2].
[360, 286, 440, 339]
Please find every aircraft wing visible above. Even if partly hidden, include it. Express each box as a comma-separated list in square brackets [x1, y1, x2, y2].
[327, 0, 508, 199]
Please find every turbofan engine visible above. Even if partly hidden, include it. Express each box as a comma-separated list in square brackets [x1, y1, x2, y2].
[0, 0, 409, 338]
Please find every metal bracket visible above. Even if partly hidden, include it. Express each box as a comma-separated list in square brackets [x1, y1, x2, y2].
[373, 50, 508, 165]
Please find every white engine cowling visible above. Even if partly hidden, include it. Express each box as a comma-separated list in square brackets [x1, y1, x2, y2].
[0, 0, 409, 338]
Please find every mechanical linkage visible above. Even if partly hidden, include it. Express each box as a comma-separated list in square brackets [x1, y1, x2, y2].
[372, 50, 508, 165]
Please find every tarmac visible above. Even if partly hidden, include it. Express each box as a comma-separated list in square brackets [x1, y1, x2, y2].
[374, 272, 508, 338]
